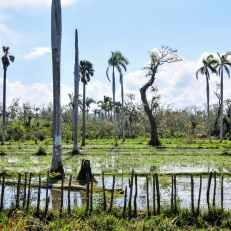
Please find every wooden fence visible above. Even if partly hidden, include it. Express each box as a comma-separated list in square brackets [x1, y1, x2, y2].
[0, 170, 226, 218]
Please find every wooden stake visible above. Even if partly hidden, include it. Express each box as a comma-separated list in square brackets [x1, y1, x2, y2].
[102, 172, 106, 211]
[90, 180, 93, 213]
[191, 174, 194, 214]
[123, 186, 127, 218]
[197, 174, 202, 215]
[153, 174, 156, 215]
[60, 173, 64, 214]
[68, 175, 72, 214]
[16, 173, 21, 209]
[36, 174, 41, 215]
[109, 175, 115, 213]
[45, 171, 50, 217]
[155, 173, 160, 215]
[26, 173, 32, 212]
[207, 172, 212, 211]
[213, 171, 216, 207]
[221, 175, 224, 211]
[128, 170, 134, 218]
[134, 174, 138, 217]
[146, 174, 150, 217]
[0, 171, 6, 211]
[23, 172, 27, 209]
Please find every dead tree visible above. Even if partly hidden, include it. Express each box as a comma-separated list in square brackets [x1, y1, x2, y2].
[140, 46, 182, 146]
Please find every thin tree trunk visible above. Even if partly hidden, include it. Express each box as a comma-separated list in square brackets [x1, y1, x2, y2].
[206, 77, 212, 143]
[73, 29, 80, 154]
[1, 68, 6, 145]
[112, 67, 117, 146]
[51, 0, 64, 177]
[82, 82, 86, 146]
[220, 68, 223, 142]
[121, 76, 125, 141]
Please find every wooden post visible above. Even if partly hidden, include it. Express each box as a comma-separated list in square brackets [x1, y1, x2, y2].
[128, 170, 134, 219]
[134, 174, 138, 217]
[221, 175, 224, 211]
[36, 174, 41, 215]
[109, 175, 115, 213]
[123, 186, 127, 218]
[102, 172, 106, 211]
[26, 173, 32, 212]
[174, 174, 177, 214]
[90, 180, 93, 213]
[213, 171, 216, 207]
[60, 173, 64, 214]
[45, 171, 50, 217]
[16, 173, 21, 209]
[197, 174, 202, 215]
[23, 173, 27, 209]
[191, 174, 194, 214]
[85, 173, 90, 213]
[155, 173, 160, 215]
[0, 171, 6, 211]
[153, 174, 156, 215]
[171, 174, 174, 213]
[68, 175, 72, 214]
[146, 174, 150, 217]
[207, 172, 212, 211]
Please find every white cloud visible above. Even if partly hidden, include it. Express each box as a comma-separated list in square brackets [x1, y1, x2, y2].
[23, 47, 51, 60]
[0, 0, 84, 8]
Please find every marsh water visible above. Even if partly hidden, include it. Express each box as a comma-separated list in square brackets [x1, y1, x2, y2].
[1, 174, 231, 211]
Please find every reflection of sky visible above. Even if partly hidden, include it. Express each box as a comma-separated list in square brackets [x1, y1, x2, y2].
[1, 175, 231, 211]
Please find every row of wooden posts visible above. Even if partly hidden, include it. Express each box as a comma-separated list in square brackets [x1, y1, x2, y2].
[0, 170, 224, 217]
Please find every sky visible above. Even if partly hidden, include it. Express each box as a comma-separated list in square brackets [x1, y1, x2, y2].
[0, 0, 231, 111]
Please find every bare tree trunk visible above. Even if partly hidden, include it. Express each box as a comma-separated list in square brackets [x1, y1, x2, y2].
[220, 68, 224, 142]
[140, 72, 161, 146]
[73, 29, 80, 154]
[51, 0, 64, 177]
[206, 77, 212, 143]
[1, 67, 6, 145]
[82, 83, 86, 146]
[121, 76, 125, 141]
[112, 67, 117, 146]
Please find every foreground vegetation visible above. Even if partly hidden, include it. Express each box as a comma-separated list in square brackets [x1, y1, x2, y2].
[1, 206, 231, 230]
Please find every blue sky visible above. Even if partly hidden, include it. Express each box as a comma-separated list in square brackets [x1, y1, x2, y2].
[0, 0, 231, 110]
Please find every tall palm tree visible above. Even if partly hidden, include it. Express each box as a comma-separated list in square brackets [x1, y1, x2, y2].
[73, 29, 80, 154]
[196, 54, 218, 143]
[216, 52, 231, 142]
[51, 0, 64, 178]
[1, 46, 14, 145]
[106, 51, 129, 145]
[80, 60, 94, 146]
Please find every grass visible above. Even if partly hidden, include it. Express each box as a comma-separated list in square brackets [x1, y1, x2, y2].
[1, 205, 231, 230]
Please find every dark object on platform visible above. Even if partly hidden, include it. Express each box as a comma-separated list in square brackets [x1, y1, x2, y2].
[77, 159, 97, 184]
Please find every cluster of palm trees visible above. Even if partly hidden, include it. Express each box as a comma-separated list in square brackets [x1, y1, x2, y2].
[196, 52, 231, 142]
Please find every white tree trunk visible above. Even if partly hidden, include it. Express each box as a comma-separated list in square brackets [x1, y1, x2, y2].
[51, 0, 63, 174]
[73, 29, 80, 153]
[220, 67, 224, 141]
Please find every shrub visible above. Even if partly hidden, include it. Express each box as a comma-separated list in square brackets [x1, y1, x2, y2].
[35, 146, 47, 156]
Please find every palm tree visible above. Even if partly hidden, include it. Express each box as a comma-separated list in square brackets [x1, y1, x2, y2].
[80, 60, 94, 146]
[106, 51, 129, 145]
[97, 95, 111, 118]
[1, 46, 14, 145]
[216, 52, 231, 142]
[196, 54, 218, 143]
[86, 97, 96, 119]
[51, 0, 64, 178]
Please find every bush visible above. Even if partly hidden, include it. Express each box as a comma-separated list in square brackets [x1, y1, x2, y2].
[35, 146, 47, 156]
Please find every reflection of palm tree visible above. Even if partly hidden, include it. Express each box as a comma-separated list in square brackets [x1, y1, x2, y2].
[216, 52, 231, 142]
[80, 60, 94, 146]
[196, 54, 218, 143]
[1, 46, 15, 145]
[106, 51, 129, 145]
